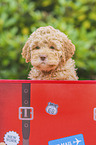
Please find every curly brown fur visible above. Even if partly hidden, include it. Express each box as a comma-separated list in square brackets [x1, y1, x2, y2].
[22, 26, 78, 80]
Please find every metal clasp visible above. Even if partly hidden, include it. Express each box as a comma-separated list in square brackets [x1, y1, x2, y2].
[19, 107, 33, 120]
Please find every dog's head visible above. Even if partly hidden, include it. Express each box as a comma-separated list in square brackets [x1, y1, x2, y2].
[22, 26, 75, 72]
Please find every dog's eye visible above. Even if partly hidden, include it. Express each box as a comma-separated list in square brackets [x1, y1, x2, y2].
[50, 46, 55, 49]
[35, 46, 40, 49]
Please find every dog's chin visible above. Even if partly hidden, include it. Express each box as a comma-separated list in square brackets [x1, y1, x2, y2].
[34, 62, 58, 72]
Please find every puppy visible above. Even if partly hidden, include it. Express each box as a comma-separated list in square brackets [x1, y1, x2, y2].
[22, 26, 78, 80]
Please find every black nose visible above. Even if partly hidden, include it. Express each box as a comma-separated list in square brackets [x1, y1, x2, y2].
[40, 55, 46, 61]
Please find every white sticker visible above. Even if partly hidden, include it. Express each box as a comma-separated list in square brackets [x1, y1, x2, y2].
[46, 102, 58, 115]
[4, 131, 20, 145]
[94, 108, 96, 120]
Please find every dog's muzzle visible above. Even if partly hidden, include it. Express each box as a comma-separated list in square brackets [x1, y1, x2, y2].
[40, 55, 47, 61]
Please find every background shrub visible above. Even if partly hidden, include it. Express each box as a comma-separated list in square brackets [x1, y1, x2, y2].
[0, 0, 96, 80]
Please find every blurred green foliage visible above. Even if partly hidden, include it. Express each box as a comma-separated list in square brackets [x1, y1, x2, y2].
[0, 0, 96, 80]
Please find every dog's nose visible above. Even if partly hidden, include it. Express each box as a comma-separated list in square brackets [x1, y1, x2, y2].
[40, 55, 46, 61]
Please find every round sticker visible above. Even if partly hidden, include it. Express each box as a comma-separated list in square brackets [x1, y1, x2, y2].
[4, 131, 20, 145]
[46, 102, 58, 115]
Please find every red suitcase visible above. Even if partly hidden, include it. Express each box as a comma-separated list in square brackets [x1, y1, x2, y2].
[0, 80, 96, 145]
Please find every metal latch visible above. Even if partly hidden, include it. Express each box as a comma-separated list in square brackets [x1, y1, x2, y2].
[19, 107, 33, 120]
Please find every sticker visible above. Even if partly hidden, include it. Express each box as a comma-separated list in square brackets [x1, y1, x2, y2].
[4, 131, 20, 145]
[94, 108, 96, 120]
[48, 134, 85, 145]
[46, 102, 58, 115]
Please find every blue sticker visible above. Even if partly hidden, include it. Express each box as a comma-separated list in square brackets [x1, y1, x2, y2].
[48, 134, 85, 145]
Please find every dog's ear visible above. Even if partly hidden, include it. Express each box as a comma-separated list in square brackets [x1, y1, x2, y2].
[21, 41, 31, 63]
[64, 39, 75, 61]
